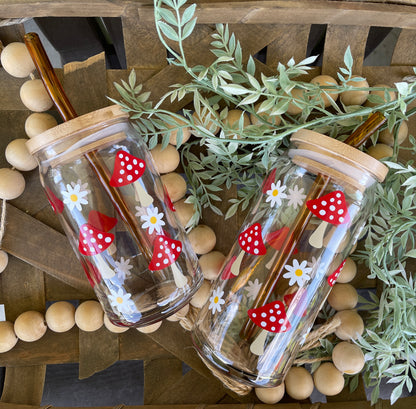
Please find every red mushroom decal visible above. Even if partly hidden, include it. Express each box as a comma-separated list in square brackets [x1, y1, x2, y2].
[327, 259, 346, 287]
[229, 223, 266, 277]
[248, 300, 291, 355]
[78, 223, 116, 279]
[110, 150, 153, 207]
[88, 210, 118, 254]
[45, 186, 64, 213]
[306, 191, 350, 249]
[261, 168, 277, 194]
[265, 226, 298, 270]
[149, 234, 187, 288]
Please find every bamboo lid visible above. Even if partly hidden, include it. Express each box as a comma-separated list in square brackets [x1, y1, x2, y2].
[26, 105, 129, 155]
[290, 129, 389, 183]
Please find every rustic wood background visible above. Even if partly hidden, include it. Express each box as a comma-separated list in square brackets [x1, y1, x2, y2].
[0, 1, 416, 408]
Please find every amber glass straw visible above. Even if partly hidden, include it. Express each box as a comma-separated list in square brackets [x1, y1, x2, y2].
[24, 32, 152, 262]
[240, 111, 386, 340]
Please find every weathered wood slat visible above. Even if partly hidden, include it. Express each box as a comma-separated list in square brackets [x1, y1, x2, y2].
[391, 28, 416, 66]
[0, 204, 93, 296]
[0, 365, 46, 406]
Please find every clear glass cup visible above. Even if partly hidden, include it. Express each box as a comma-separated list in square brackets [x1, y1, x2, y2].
[27, 105, 203, 327]
[192, 129, 388, 388]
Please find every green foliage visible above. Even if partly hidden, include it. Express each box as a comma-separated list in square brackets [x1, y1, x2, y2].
[112, 1, 416, 404]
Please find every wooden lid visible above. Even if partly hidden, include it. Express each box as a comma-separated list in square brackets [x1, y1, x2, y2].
[290, 129, 388, 183]
[26, 105, 129, 155]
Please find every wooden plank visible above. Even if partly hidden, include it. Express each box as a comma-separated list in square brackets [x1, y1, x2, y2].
[322, 25, 369, 78]
[150, 368, 233, 405]
[391, 28, 416, 66]
[266, 24, 311, 68]
[63, 52, 108, 115]
[0, 203, 93, 296]
[0, 327, 170, 366]
[143, 357, 183, 404]
[0, 365, 46, 406]
[78, 326, 120, 379]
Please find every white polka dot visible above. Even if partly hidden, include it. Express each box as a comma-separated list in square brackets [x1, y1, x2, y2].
[252, 313, 256, 318]
[127, 175, 133, 181]
[163, 258, 169, 264]
[135, 170, 138, 174]
[90, 238, 95, 243]
[261, 321, 267, 327]
[248, 237, 252, 242]
[98, 244, 102, 249]
[118, 153, 124, 158]
[319, 210, 326, 216]
[313, 205, 317, 209]
[89, 247, 95, 252]
[171, 244, 175, 249]
[83, 247, 87, 252]
[337, 200, 342, 205]
[177, 246, 181, 252]
[247, 246, 250, 251]
[330, 197, 335, 202]
[139, 163, 144, 168]
[118, 178, 123, 183]
[159, 237, 164, 242]
[244, 233, 248, 238]
[254, 232, 259, 236]
[322, 201, 327, 206]
[127, 164, 133, 170]
[98, 234, 103, 239]
[271, 326, 276, 331]
[261, 312, 267, 318]
[270, 316, 276, 322]
[133, 159, 138, 165]
[83, 239, 87, 244]
[329, 215, 334, 220]
[338, 209, 344, 215]
[104, 237, 112, 243]
[157, 253, 162, 258]
[120, 161, 125, 166]
[254, 240, 259, 246]
[156, 262, 160, 267]
[281, 325, 286, 331]
[277, 310, 281, 315]
[279, 318, 284, 324]
[166, 248, 170, 254]
[339, 217, 344, 223]
[160, 245, 164, 250]
[330, 205, 335, 211]
[241, 240, 245, 246]
[164, 241, 168, 245]
[254, 225, 258, 230]
[336, 192, 341, 197]
[83, 226, 88, 231]
[269, 309, 274, 313]
[254, 248, 259, 254]
[120, 169, 125, 175]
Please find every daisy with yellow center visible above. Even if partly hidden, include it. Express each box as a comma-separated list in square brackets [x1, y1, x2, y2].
[208, 287, 225, 314]
[62, 181, 89, 211]
[266, 181, 287, 208]
[283, 259, 312, 287]
[139, 206, 165, 235]
[108, 288, 135, 314]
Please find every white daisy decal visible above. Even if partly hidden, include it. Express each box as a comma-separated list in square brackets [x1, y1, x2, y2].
[283, 259, 312, 287]
[208, 287, 225, 314]
[115, 257, 133, 281]
[287, 185, 306, 209]
[265, 181, 287, 208]
[108, 288, 135, 314]
[62, 181, 89, 211]
[245, 279, 262, 300]
[138, 206, 165, 235]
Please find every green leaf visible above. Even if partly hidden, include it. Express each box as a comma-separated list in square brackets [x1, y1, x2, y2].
[239, 92, 261, 106]
[158, 7, 178, 25]
[158, 21, 179, 41]
[182, 18, 197, 39]
[181, 4, 196, 25]
[221, 84, 250, 95]
[343, 46, 353, 71]
[247, 55, 255, 76]
[390, 381, 405, 405]
[128, 69, 136, 89]
[405, 249, 416, 258]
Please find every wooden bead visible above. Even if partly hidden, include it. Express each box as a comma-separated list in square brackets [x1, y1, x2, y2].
[150, 144, 180, 174]
[337, 257, 357, 283]
[167, 115, 191, 146]
[5, 138, 38, 171]
[367, 143, 393, 160]
[25, 112, 58, 138]
[310, 75, 339, 107]
[327, 283, 358, 311]
[192, 110, 219, 136]
[255, 383, 285, 404]
[190, 279, 212, 308]
[365, 84, 396, 108]
[20, 79, 54, 112]
[199, 251, 226, 280]
[136, 320, 162, 333]
[0, 168, 25, 200]
[250, 102, 281, 127]
[188, 225, 216, 255]
[0, 321, 18, 353]
[224, 109, 250, 138]
[103, 314, 129, 333]
[334, 309, 364, 341]
[45, 301, 76, 333]
[284, 366, 314, 400]
[166, 303, 190, 322]
[340, 76, 369, 106]
[313, 362, 345, 396]
[332, 341, 365, 375]
[160, 172, 187, 202]
[174, 198, 195, 228]
[75, 300, 104, 332]
[0, 250, 8, 273]
[0, 42, 35, 78]
[286, 88, 306, 115]
[14, 310, 47, 342]
[378, 121, 408, 146]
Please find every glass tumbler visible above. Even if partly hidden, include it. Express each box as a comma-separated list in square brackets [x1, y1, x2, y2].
[192, 129, 388, 387]
[26, 105, 202, 327]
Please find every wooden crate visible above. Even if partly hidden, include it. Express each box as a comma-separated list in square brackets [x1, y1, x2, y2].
[0, 1, 416, 408]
